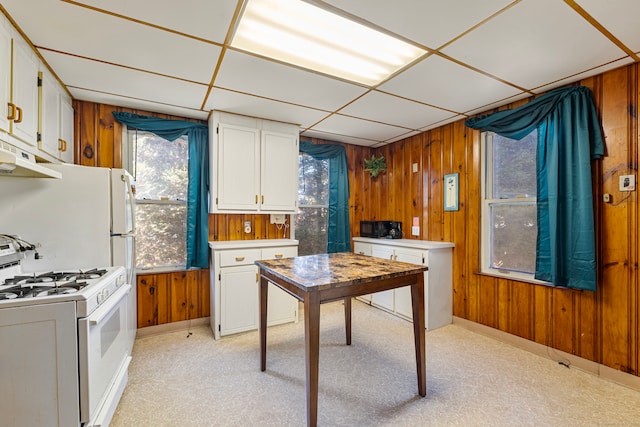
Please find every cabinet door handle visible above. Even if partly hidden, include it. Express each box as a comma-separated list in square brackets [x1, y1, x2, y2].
[62, 140, 67, 152]
[7, 102, 16, 120]
[235, 256, 245, 262]
[262, 195, 265, 204]
[274, 253, 283, 258]
[14, 106, 23, 123]
[255, 194, 258, 204]
[389, 255, 393, 260]
[58, 139, 64, 151]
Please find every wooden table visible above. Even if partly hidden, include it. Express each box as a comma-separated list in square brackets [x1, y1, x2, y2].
[255, 252, 428, 427]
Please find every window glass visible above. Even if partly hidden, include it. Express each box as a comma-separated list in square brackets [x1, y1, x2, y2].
[295, 153, 329, 255]
[482, 130, 539, 279]
[127, 129, 188, 270]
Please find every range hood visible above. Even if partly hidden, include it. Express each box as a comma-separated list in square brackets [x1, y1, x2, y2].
[0, 141, 61, 179]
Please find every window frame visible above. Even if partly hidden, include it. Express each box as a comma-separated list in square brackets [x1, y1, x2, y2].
[124, 127, 189, 273]
[480, 131, 547, 285]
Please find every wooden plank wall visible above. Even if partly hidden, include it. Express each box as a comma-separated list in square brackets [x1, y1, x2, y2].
[363, 64, 639, 378]
[73, 62, 639, 377]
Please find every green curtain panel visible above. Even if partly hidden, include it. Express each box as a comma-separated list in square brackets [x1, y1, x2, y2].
[112, 112, 209, 269]
[300, 141, 351, 253]
[465, 86, 605, 291]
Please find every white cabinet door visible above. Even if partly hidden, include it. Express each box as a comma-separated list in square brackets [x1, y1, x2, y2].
[220, 265, 258, 336]
[260, 130, 298, 211]
[0, 20, 11, 134]
[10, 36, 39, 146]
[262, 246, 298, 326]
[59, 93, 74, 163]
[370, 245, 395, 311]
[216, 123, 260, 211]
[40, 70, 61, 158]
[394, 247, 427, 319]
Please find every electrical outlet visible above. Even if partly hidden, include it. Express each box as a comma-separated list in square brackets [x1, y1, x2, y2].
[244, 221, 251, 233]
[619, 175, 636, 192]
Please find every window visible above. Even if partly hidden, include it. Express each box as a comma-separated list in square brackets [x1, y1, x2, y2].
[481, 130, 541, 282]
[294, 152, 329, 255]
[126, 129, 188, 270]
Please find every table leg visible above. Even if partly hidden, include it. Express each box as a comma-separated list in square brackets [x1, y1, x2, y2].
[410, 274, 426, 396]
[304, 291, 320, 427]
[259, 276, 268, 372]
[344, 297, 352, 345]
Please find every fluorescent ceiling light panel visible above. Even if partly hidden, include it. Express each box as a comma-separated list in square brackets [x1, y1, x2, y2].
[232, 0, 427, 86]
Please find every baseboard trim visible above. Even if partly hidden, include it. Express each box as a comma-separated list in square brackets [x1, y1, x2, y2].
[452, 316, 640, 392]
[136, 317, 211, 338]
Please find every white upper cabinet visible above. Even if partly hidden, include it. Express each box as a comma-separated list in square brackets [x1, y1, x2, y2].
[0, 19, 11, 135]
[8, 35, 39, 146]
[40, 69, 74, 163]
[1, 13, 73, 163]
[210, 111, 299, 213]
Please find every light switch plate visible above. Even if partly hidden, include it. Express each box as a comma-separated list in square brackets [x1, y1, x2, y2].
[619, 175, 635, 191]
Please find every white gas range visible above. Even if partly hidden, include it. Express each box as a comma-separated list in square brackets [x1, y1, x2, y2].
[0, 236, 133, 427]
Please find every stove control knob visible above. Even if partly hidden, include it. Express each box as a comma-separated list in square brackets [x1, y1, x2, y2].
[97, 292, 104, 304]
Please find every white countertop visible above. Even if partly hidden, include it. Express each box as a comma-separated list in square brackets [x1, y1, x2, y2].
[352, 237, 454, 250]
[209, 239, 299, 250]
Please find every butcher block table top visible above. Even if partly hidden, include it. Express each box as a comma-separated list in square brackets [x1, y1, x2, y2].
[255, 252, 428, 427]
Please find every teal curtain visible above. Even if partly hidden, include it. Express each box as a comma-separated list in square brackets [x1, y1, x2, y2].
[112, 112, 209, 269]
[300, 141, 350, 252]
[465, 86, 604, 291]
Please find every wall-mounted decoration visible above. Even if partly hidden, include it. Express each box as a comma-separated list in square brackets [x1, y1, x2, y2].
[364, 154, 387, 177]
[444, 173, 459, 211]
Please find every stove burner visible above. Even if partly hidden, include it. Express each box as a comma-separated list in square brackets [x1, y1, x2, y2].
[3, 269, 107, 287]
[0, 291, 18, 300]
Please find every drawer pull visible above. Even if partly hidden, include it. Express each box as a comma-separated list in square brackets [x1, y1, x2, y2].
[235, 256, 245, 262]
[274, 253, 283, 258]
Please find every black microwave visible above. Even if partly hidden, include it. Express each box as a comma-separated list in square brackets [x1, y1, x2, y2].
[360, 220, 403, 239]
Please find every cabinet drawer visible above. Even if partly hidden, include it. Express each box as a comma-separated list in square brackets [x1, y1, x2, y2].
[261, 246, 297, 260]
[219, 249, 261, 267]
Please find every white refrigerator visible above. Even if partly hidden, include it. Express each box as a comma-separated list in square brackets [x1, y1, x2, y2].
[0, 163, 137, 345]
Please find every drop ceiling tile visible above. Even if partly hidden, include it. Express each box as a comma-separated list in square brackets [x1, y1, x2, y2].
[442, 0, 627, 90]
[300, 129, 378, 147]
[41, 51, 209, 110]
[2, 0, 220, 84]
[340, 90, 457, 130]
[69, 0, 236, 44]
[205, 88, 330, 129]
[532, 57, 635, 94]
[378, 55, 520, 113]
[214, 50, 369, 111]
[70, 88, 209, 120]
[575, 0, 640, 52]
[323, 0, 513, 48]
[463, 92, 530, 117]
[310, 114, 411, 142]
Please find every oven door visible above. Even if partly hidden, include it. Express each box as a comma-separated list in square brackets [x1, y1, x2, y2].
[78, 283, 132, 425]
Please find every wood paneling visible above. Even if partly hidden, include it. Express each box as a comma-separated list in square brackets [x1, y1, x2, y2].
[74, 62, 640, 379]
[359, 63, 640, 379]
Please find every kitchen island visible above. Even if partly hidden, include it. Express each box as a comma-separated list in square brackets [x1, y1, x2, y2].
[255, 252, 428, 427]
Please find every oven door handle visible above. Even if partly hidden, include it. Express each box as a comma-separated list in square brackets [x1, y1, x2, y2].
[89, 284, 131, 326]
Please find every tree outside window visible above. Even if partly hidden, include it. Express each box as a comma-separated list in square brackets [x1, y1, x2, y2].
[295, 152, 329, 256]
[127, 129, 188, 270]
[481, 130, 538, 279]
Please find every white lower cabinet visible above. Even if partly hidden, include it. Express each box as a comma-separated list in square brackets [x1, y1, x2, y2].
[353, 237, 454, 330]
[210, 240, 299, 339]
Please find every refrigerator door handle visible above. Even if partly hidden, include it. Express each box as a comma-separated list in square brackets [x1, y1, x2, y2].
[122, 173, 136, 234]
